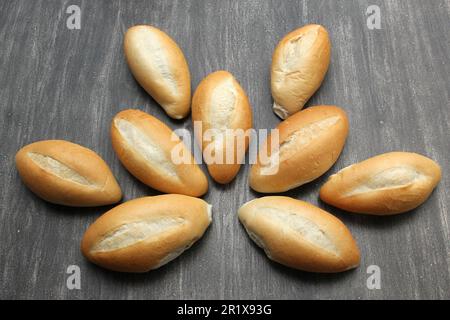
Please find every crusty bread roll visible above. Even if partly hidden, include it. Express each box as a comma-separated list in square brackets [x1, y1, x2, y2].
[15, 140, 122, 207]
[124, 25, 191, 119]
[320, 152, 442, 215]
[271, 24, 331, 119]
[192, 71, 253, 184]
[81, 195, 212, 272]
[111, 109, 208, 197]
[249, 105, 348, 193]
[238, 196, 360, 273]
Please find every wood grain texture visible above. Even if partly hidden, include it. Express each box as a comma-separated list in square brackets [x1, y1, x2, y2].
[0, 0, 449, 299]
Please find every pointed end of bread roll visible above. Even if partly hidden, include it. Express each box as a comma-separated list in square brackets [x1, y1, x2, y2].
[272, 101, 290, 119]
[162, 101, 191, 120]
[207, 163, 241, 184]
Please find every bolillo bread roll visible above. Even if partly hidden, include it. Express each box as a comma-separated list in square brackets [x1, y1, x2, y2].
[238, 196, 360, 273]
[124, 25, 191, 119]
[271, 24, 331, 119]
[249, 105, 349, 193]
[192, 70, 253, 184]
[15, 140, 122, 207]
[81, 195, 212, 272]
[111, 109, 208, 197]
[319, 152, 442, 215]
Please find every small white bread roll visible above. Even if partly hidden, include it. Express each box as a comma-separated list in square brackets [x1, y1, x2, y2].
[320, 152, 442, 215]
[250, 105, 348, 193]
[111, 109, 208, 197]
[15, 140, 122, 207]
[238, 197, 360, 273]
[192, 71, 253, 184]
[81, 195, 212, 272]
[271, 24, 331, 119]
[124, 25, 191, 119]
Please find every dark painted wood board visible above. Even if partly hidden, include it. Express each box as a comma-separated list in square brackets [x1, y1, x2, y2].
[0, 0, 449, 299]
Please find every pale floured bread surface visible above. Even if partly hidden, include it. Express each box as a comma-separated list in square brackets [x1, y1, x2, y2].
[151, 240, 195, 270]
[208, 77, 237, 131]
[345, 166, 426, 196]
[206, 77, 238, 153]
[114, 118, 178, 178]
[257, 207, 339, 256]
[280, 26, 320, 72]
[260, 115, 340, 175]
[152, 204, 212, 269]
[91, 217, 185, 253]
[28, 152, 93, 186]
[133, 30, 178, 95]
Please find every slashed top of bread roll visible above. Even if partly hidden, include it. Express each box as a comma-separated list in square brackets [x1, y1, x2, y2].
[124, 25, 191, 119]
[271, 24, 331, 119]
[15, 140, 122, 206]
[250, 105, 348, 193]
[238, 196, 360, 273]
[82, 195, 212, 272]
[111, 109, 208, 197]
[319, 152, 442, 215]
[192, 70, 252, 184]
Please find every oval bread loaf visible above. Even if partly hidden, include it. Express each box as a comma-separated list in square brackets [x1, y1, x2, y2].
[111, 109, 208, 197]
[319, 152, 442, 215]
[192, 70, 253, 184]
[238, 196, 360, 273]
[81, 195, 212, 272]
[249, 105, 349, 193]
[124, 25, 191, 119]
[15, 140, 122, 207]
[271, 24, 331, 119]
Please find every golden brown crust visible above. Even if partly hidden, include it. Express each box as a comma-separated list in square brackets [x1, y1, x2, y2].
[249, 105, 349, 193]
[124, 25, 191, 119]
[192, 70, 253, 184]
[111, 109, 208, 197]
[15, 140, 122, 206]
[271, 24, 331, 119]
[319, 152, 442, 215]
[238, 196, 360, 273]
[81, 195, 212, 272]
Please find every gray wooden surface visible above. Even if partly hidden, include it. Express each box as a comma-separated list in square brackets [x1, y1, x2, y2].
[0, 0, 449, 300]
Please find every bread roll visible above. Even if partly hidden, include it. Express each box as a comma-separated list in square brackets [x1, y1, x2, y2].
[81, 195, 212, 272]
[320, 152, 442, 215]
[111, 109, 208, 197]
[271, 24, 331, 119]
[124, 25, 191, 119]
[238, 197, 360, 272]
[249, 105, 348, 193]
[15, 140, 122, 207]
[192, 71, 253, 184]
